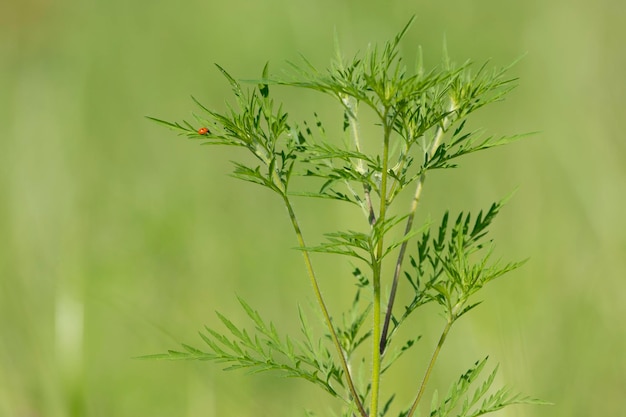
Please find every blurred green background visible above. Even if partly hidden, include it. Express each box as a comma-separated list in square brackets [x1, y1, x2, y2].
[1, 0, 625, 416]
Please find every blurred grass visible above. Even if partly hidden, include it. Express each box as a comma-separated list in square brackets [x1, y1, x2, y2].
[1, 0, 625, 416]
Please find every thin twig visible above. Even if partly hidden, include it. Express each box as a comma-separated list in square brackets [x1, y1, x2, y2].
[405, 320, 453, 417]
[283, 195, 369, 417]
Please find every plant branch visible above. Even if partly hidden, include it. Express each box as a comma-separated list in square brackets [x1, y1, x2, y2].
[282, 194, 368, 417]
[406, 319, 454, 417]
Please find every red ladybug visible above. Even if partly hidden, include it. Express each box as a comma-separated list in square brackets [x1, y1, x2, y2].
[197, 127, 210, 135]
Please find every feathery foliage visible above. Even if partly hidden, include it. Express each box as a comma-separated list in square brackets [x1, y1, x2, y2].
[146, 17, 546, 417]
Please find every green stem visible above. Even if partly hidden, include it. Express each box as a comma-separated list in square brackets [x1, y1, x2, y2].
[371, 118, 392, 417]
[406, 320, 453, 417]
[371, 266, 382, 417]
[282, 194, 368, 417]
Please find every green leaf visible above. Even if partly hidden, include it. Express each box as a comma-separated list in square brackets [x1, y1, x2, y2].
[215, 63, 243, 98]
[145, 116, 191, 134]
[381, 336, 421, 374]
[298, 229, 373, 265]
[259, 62, 270, 98]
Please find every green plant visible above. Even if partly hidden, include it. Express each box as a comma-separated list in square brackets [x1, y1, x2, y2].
[146, 18, 546, 417]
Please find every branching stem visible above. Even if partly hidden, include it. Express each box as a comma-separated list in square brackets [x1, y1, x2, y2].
[282, 194, 368, 417]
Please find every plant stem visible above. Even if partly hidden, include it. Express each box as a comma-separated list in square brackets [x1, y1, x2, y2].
[371, 117, 392, 417]
[371, 265, 382, 417]
[379, 205, 415, 355]
[379, 102, 457, 354]
[343, 95, 376, 225]
[406, 320, 453, 417]
[282, 194, 368, 417]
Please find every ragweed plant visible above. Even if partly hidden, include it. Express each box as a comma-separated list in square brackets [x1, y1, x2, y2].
[146, 18, 546, 417]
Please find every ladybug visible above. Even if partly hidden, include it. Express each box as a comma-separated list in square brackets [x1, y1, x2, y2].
[197, 127, 210, 135]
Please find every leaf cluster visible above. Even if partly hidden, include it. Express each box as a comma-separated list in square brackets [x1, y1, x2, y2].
[151, 16, 523, 217]
[149, 63, 302, 196]
[144, 298, 346, 399]
[300, 214, 419, 268]
[427, 358, 547, 417]
[384, 198, 524, 352]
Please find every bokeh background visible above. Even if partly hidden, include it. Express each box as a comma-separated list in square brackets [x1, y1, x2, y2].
[1, 0, 625, 416]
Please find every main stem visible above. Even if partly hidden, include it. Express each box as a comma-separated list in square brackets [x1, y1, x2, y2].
[282, 195, 368, 417]
[406, 320, 453, 417]
[371, 118, 392, 417]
